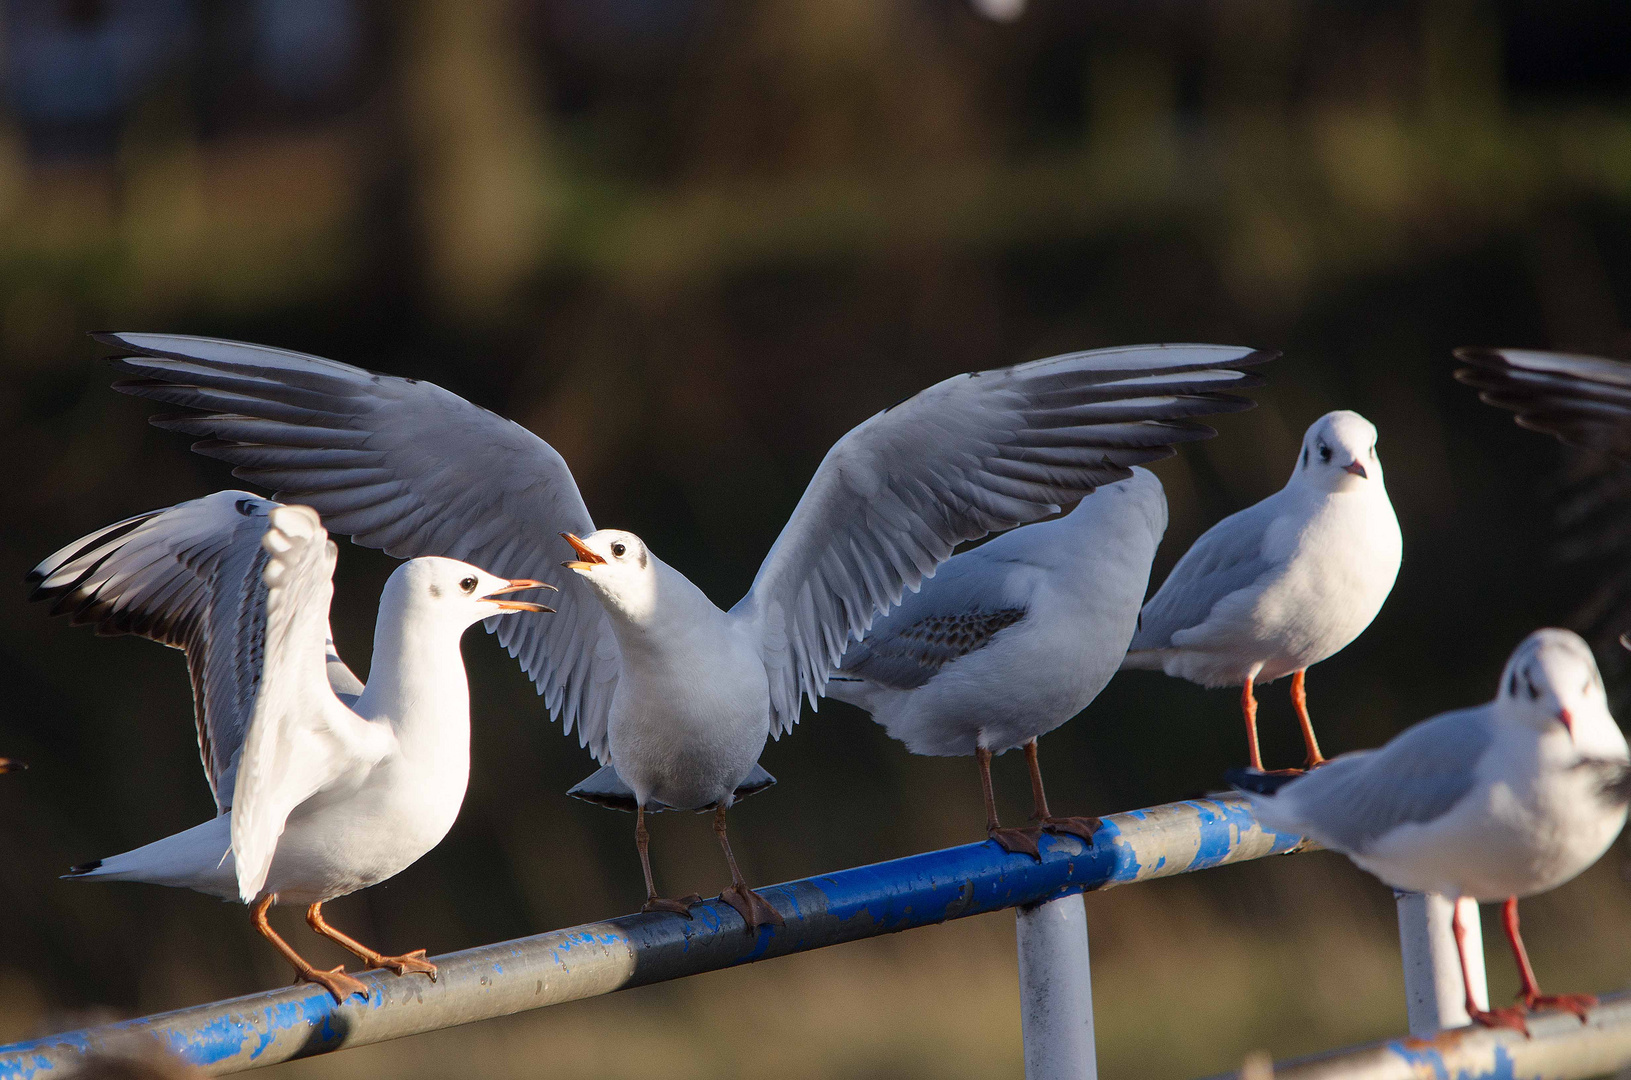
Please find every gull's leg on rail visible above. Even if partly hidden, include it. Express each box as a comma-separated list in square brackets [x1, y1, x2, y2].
[1453, 897, 1529, 1034]
[251, 895, 368, 1004]
[713, 805, 784, 929]
[1241, 674, 1265, 773]
[306, 902, 437, 979]
[1024, 739, 1099, 841]
[636, 803, 703, 917]
[1290, 669, 1327, 769]
[1503, 897, 1595, 1022]
[978, 745, 1040, 859]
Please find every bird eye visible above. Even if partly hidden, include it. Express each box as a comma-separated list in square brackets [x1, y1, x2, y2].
[459, 576, 478, 594]
[611, 542, 627, 559]
[1317, 443, 1332, 463]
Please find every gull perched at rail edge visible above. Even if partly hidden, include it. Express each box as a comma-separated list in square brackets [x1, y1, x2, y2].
[101, 332, 1269, 927]
[1233, 628, 1631, 1034]
[28, 491, 553, 1002]
[827, 467, 1168, 857]
[1122, 410, 1402, 772]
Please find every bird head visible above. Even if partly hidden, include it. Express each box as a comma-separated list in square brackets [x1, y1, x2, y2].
[561, 530, 658, 621]
[390, 557, 555, 631]
[1294, 410, 1382, 491]
[1496, 629, 1617, 748]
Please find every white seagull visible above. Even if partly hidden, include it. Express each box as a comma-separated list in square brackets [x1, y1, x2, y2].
[1122, 411, 1402, 772]
[101, 333, 1267, 927]
[28, 491, 552, 1001]
[1234, 629, 1631, 1033]
[826, 467, 1168, 856]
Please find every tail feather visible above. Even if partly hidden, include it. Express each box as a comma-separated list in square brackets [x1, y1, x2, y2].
[568, 764, 777, 814]
[1224, 767, 1302, 797]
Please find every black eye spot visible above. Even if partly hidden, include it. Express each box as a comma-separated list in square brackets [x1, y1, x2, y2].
[1318, 443, 1332, 463]
[459, 576, 478, 594]
[1301, 447, 1309, 467]
[1525, 674, 1539, 700]
[611, 542, 627, 559]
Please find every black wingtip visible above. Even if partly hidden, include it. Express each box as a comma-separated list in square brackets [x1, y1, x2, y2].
[1239, 348, 1279, 368]
[1224, 767, 1301, 796]
[65, 859, 102, 875]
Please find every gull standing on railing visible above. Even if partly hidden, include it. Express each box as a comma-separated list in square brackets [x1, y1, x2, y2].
[100, 333, 1268, 927]
[1122, 411, 1401, 772]
[1233, 628, 1630, 1033]
[826, 467, 1167, 856]
[27, 492, 553, 1001]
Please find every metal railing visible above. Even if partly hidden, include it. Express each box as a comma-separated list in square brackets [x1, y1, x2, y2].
[0, 795, 1307, 1078]
[2, 794, 1625, 1080]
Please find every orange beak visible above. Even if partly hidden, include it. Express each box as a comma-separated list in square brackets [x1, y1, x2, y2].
[561, 532, 605, 571]
[484, 579, 557, 613]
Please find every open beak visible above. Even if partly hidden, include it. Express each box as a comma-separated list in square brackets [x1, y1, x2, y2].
[485, 579, 557, 613]
[561, 532, 605, 572]
[1558, 708, 1575, 741]
[1342, 461, 1368, 478]
[0, 758, 25, 774]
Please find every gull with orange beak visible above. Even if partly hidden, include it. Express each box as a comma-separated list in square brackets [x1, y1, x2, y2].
[29, 491, 554, 1001]
[1123, 411, 1401, 772]
[100, 332, 1271, 926]
[1234, 629, 1630, 1034]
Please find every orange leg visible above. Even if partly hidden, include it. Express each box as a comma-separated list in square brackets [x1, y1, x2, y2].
[977, 745, 1040, 859]
[306, 902, 436, 980]
[712, 805, 784, 930]
[1024, 740, 1099, 842]
[1502, 897, 1594, 1022]
[1453, 898, 1529, 1034]
[1290, 669, 1326, 769]
[1241, 679, 1264, 772]
[251, 895, 367, 1004]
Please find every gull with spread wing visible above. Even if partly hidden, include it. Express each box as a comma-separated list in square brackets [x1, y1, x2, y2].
[102, 333, 1268, 927]
[29, 491, 552, 1001]
[1234, 629, 1630, 1034]
[1122, 411, 1401, 772]
[826, 467, 1168, 856]
[1456, 347, 1631, 651]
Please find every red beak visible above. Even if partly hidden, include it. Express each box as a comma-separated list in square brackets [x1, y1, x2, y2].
[561, 532, 606, 570]
[1558, 708, 1575, 740]
[1343, 461, 1368, 478]
[485, 579, 557, 613]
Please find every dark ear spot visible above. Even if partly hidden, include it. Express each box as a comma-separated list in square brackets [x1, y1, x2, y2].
[1508, 671, 1519, 697]
[1301, 446, 1308, 468]
[638, 547, 648, 570]
[429, 584, 441, 599]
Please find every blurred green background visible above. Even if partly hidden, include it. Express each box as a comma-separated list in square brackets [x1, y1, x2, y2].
[2, 1, 1631, 1077]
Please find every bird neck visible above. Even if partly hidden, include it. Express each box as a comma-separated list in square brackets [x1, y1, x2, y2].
[354, 603, 472, 759]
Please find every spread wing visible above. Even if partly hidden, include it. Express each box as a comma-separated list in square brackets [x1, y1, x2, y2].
[1246, 706, 1494, 855]
[229, 505, 392, 902]
[99, 332, 620, 763]
[1127, 494, 1283, 652]
[1455, 347, 1631, 650]
[735, 344, 1271, 735]
[26, 489, 363, 811]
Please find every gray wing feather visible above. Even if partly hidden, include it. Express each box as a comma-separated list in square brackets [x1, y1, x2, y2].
[25, 490, 359, 811]
[1128, 495, 1282, 651]
[100, 332, 620, 763]
[1269, 706, 1494, 854]
[736, 344, 1272, 735]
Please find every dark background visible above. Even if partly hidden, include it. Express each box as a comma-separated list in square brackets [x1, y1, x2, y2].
[1, 1, 1630, 1077]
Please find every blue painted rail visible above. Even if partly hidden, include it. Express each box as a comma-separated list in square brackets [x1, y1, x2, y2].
[0, 794, 1308, 1077]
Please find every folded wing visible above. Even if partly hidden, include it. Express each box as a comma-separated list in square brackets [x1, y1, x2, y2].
[736, 344, 1271, 734]
[101, 332, 619, 763]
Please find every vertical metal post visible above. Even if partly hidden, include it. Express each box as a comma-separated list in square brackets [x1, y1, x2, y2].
[1395, 891, 1488, 1035]
[1016, 890, 1096, 1080]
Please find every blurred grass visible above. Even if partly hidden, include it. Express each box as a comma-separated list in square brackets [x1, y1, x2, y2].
[3, 1, 1631, 1076]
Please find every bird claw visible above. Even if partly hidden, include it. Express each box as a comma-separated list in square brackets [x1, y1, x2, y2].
[1525, 993, 1596, 1023]
[1039, 816, 1101, 842]
[988, 826, 1042, 860]
[720, 884, 784, 929]
[375, 949, 438, 980]
[303, 964, 369, 1004]
[642, 894, 703, 918]
[1470, 1005, 1531, 1037]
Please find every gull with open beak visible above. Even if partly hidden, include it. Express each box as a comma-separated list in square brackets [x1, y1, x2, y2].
[1234, 629, 1630, 1034]
[29, 491, 554, 1001]
[1123, 411, 1401, 772]
[99, 333, 1269, 926]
